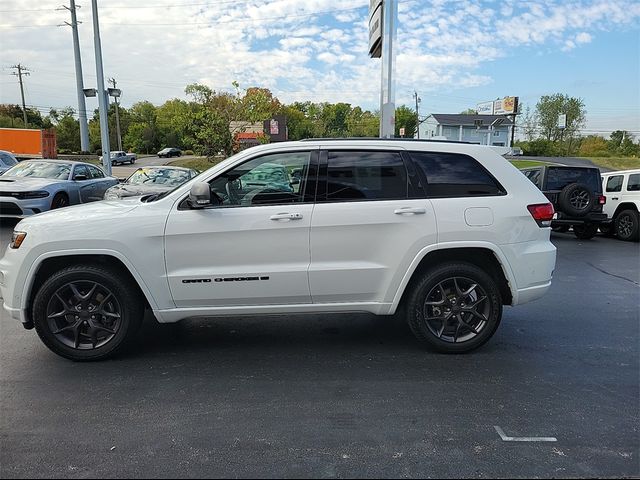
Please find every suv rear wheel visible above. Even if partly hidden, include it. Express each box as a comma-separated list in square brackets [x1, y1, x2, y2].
[573, 223, 599, 240]
[32, 265, 144, 361]
[406, 263, 502, 353]
[616, 209, 639, 242]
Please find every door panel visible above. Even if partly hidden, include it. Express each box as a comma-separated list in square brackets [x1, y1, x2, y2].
[309, 199, 437, 303]
[165, 205, 314, 307]
[164, 149, 317, 308]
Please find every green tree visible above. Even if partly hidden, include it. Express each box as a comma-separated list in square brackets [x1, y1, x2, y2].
[49, 107, 80, 153]
[578, 135, 609, 157]
[535, 93, 586, 154]
[460, 108, 478, 115]
[608, 130, 638, 156]
[395, 105, 417, 137]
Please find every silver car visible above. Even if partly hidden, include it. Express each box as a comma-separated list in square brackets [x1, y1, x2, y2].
[104, 166, 198, 200]
[0, 160, 118, 218]
[0, 150, 19, 175]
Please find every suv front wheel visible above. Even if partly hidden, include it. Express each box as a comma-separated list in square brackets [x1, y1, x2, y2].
[406, 263, 503, 353]
[32, 265, 144, 361]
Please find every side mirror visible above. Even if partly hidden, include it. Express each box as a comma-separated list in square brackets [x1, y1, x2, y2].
[74, 174, 88, 181]
[188, 182, 214, 208]
[118, 177, 127, 183]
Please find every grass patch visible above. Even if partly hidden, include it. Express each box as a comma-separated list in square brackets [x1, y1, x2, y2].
[509, 160, 550, 169]
[168, 156, 225, 172]
[582, 157, 640, 171]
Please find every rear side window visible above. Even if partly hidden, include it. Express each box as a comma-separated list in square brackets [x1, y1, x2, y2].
[325, 151, 408, 201]
[409, 152, 504, 197]
[627, 174, 640, 191]
[0, 153, 17, 167]
[605, 175, 623, 193]
[88, 165, 105, 179]
[547, 168, 600, 192]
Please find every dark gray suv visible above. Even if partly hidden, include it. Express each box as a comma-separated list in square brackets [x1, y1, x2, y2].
[521, 165, 607, 239]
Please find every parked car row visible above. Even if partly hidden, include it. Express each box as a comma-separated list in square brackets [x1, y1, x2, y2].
[520, 165, 639, 242]
[0, 160, 198, 218]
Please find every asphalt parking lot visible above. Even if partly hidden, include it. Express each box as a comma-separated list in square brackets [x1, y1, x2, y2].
[0, 222, 638, 478]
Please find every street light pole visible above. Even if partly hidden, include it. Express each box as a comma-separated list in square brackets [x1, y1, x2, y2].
[108, 78, 122, 151]
[413, 90, 421, 139]
[90, 0, 111, 175]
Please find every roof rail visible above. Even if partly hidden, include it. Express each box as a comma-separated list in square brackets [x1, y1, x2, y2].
[298, 137, 472, 144]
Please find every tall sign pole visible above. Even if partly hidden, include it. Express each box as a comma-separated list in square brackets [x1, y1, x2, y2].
[369, 0, 398, 138]
[90, 0, 111, 175]
[61, 0, 90, 152]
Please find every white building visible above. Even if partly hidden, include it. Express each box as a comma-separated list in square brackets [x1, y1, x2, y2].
[417, 114, 514, 147]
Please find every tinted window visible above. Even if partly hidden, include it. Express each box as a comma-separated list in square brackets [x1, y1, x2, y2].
[605, 175, 623, 193]
[410, 152, 504, 197]
[325, 151, 407, 201]
[523, 169, 541, 187]
[73, 165, 90, 180]
[0, 153, 17, 167]
[627, 174, 640, 191]
[547, 168, 600, 192]
[210, 151, 311, 206]
[88, 165, 105, 179]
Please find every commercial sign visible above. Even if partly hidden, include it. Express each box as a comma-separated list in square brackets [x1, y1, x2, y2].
[557, 114, 567, 129]
[476, 101, 493, 115]
[493, 96, 518, 115]
[368, 0, 383, 58]
[477, 96, 519, 115]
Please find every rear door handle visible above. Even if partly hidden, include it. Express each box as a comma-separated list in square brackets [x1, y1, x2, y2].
[394, 207, 426, 215]
[270, 213, 303, 221]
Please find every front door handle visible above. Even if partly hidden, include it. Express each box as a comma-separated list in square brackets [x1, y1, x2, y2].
[394, 207, 426, 215]
[270, 213, 303, 221]
[612, 197, 619, 200]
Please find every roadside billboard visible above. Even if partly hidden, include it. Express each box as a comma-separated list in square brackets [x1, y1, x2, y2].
[493, 96, 518, 115]
[476, 101, 493, 115]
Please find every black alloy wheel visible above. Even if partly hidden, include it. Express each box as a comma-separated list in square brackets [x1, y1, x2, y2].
[406, 263, 502, 353]
[33, 265, 143, 361]
[51, 192, 69, 209]
[616, 210, 640, 242]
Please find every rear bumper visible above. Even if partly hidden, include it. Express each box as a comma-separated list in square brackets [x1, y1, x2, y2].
[553, 212, 608, 225]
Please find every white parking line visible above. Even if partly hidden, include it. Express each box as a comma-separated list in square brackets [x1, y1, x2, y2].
[494, 426, 557, 442]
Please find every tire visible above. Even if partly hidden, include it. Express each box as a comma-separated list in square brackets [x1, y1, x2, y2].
[573, 223, 599, 240]
[599, 224, 615, 236]
[552, 225, 569, 233]
[406, 262, 503, 353]
[32, 265, 144, 361]
[615, 209, 639, 242]
[558, 183, 595, 217]
[51, 192, 69, 210]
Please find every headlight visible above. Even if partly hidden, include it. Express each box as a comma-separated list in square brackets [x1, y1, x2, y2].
[10, 231, 27, 249]
[21, 191, 50, 199]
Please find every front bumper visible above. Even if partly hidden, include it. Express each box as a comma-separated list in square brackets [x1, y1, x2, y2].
[0, 197, 51, 218]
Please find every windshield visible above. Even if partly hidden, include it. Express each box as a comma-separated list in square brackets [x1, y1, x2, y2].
[4, 161, 71, 180]
[127, 167, 191, 186]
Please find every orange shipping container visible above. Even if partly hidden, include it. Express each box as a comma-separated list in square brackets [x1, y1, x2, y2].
[0, 128, 57, 159]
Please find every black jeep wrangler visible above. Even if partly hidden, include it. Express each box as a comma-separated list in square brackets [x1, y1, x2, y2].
[520, 165, 607, 240]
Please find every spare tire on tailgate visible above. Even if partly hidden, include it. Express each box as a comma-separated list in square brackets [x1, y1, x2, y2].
[558, 183, 595, 217]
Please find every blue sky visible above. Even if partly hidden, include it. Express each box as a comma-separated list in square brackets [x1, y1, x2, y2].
[0, 0, 638, 137]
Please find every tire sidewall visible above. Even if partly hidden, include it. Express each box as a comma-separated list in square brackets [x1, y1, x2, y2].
[573, 223, 598, 239]
[407, 263, 503, 353]
[33, 266, 142, 361]
[616, 210, 639, 241]
[559, 183, 595, 217]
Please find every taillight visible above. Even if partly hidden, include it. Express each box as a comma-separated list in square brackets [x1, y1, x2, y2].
[598, 195, 606, 205]
[527, 203, 555, 227]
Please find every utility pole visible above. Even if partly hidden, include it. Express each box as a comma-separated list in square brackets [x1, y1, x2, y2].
[413, 90, 421, 139]
[59, 0, 90, 152]
[108, 78, 123, 151]
[90, 0, 111, 175]
[10, 64, 30, 128]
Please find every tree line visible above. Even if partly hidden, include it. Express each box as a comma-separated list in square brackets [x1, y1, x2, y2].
[1, 88, 637, 158]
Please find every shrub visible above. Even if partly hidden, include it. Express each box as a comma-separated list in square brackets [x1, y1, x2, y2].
[184, 150, 194, 156]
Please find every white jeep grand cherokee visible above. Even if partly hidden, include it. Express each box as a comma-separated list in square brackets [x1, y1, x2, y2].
[0, 139, 557, 361]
